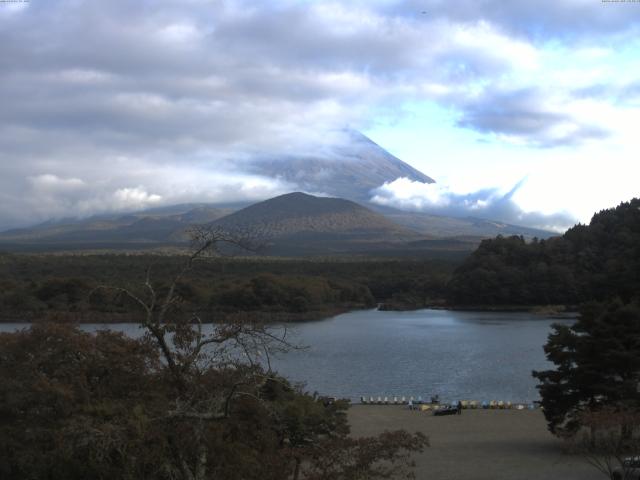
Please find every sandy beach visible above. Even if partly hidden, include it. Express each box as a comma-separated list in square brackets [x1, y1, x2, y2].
[348, 405, 604, 480]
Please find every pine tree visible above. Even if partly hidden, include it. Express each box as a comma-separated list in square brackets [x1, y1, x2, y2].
[533, 299, 640, 435]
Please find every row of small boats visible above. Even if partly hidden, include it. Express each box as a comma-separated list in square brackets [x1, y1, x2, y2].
[360, 396, 539, 410]
[361, 396, 426, 405]
[418, 402, 538, 411]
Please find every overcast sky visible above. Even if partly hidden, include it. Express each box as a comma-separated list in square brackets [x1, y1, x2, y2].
[1, 0, 639, 231]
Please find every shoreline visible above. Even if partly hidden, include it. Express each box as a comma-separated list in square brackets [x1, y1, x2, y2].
[0, 304, 579, 324]
[379, 302, 579, 317]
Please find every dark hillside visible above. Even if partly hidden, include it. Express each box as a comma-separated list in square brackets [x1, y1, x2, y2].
[447, 198, 640, 306]
[212, 192, 412, 237]
[209, 193, 422, 258]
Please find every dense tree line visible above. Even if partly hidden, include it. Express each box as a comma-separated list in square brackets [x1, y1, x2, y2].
[0, 255, 455, 321]
[448, 198, 640, 306]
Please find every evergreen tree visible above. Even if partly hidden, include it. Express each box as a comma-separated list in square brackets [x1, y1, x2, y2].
[533, 299, 640, 435]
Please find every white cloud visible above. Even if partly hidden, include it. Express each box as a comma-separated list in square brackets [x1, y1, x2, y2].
[371, 177, 576, 232]
[449, 20, 540, 71]
[0, 0, 637, 229]
[113, 187, 162, 209]
[158, 22, 201, 43]
[1, 160, 295, 228]
[371, 178, 453, 209]
[28, 174, 86, 191]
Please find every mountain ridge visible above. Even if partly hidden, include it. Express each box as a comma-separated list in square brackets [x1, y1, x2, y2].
[0, 191, 554, 254]
[0, 132, 555, 251]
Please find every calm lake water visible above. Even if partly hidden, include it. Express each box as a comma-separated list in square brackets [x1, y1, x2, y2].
[0, 309, 573, 403]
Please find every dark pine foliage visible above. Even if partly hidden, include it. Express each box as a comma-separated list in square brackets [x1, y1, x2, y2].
[447, 198, 640, 306]
[533, 300, 640, 435]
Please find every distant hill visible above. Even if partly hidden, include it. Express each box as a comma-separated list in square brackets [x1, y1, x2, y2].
[213, 192, 411, 237]
[0, 205, 231, 245]
[447, 198, 640, 306]
[247, 131, 434, 202]
[211, 192, 423, 255]
[0, 190, 553, 256]
[0, 193, 425, 255]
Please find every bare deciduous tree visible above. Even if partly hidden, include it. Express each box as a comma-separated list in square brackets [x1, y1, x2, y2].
[80, 226, 429, 480]
[94, 226, 292, 480]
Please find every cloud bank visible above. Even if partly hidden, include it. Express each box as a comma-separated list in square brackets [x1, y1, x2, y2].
[371, 178, 577, 232]
[0, 0, 637, 229]
[0, 166, 294, 230]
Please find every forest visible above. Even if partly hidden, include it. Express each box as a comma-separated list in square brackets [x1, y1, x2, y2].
[447, 198, 640, 307]
[0, 254, 454, 323]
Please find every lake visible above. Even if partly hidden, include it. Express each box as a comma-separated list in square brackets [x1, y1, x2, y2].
[0, 308, 573, 403]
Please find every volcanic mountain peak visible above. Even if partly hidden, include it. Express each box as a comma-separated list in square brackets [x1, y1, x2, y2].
[247, 131, 434, 202]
